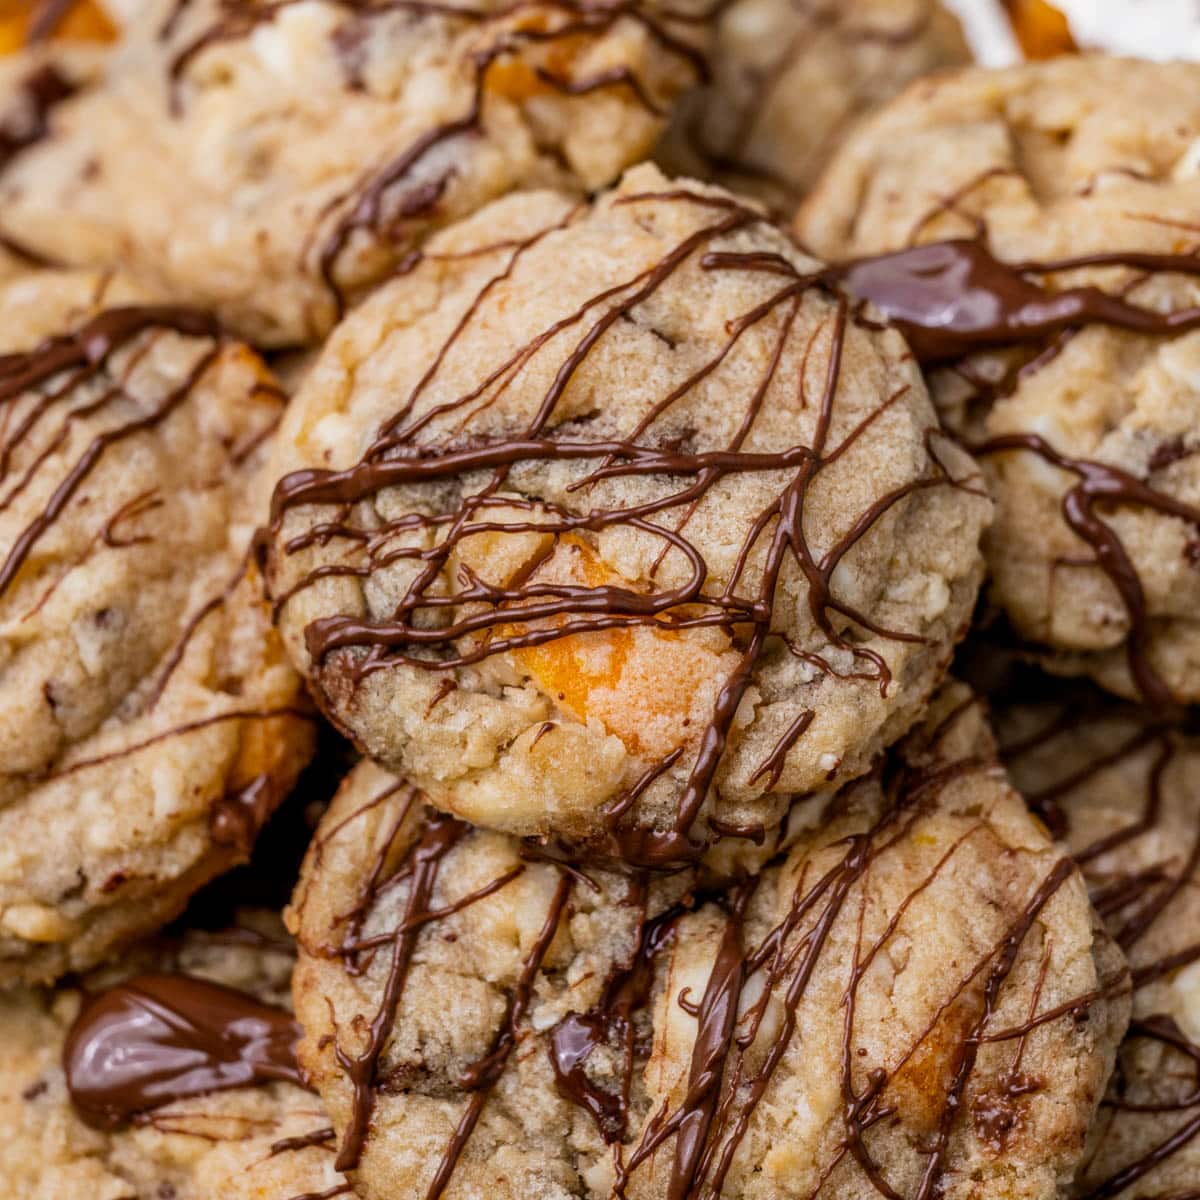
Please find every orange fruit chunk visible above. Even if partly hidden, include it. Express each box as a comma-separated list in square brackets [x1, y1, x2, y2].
[508, 536, 735, 760]
[1001, 0, 1078, 59]
[0, 0, 115, 55]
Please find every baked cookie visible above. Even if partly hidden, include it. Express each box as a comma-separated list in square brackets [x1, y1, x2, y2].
[0, 37, 103, 185]
[0, 268, 314, 985]
[266, 164, 991, 864]
[795, 56, 1200, 710]
[0, 907, 348, 1200]
[994, 679, 1200, 1198]
[0, 0, 710, 346]
[656, 0, 970, 211]
[288, 686, 1127, 1199]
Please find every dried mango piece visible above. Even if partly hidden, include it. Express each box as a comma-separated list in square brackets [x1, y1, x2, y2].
[0, 0, 115, 54]
[509, 536, 738, 761]
[1001, 0, 1078, 60]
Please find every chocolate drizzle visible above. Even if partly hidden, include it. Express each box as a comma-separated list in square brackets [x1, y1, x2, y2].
[997, 690, 1200, 1195]
[270, 186, 978, 864]
[313, 723, 1106, 1198]
[549, 896, 681, 1142]
[974, 433, 1200, 713]
[0, 63, 78, 177]
[833, 240, 1200, 366]
[209, 773, 278, 858]
[833, 237, 1200, 709]
[333, 808, 468, 1172]
[0, 304, 221, 601]
[158, 0, 706, 313]
[63, 973, 304, 1130]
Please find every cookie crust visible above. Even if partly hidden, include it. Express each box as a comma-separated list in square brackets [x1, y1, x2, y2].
[268, 164, 990, 862]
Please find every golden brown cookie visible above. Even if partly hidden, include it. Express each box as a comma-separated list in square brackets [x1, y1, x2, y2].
[657, 0, 970, 210]
[796, 56, 1200, 710]
[267, 163, 990, 864]
[995, 678, 1200, 1198]
[0, 907, 347, 1200]
[0, 0, 711, 344]
[0, 269, 314, 985]
[287, 686, 1127, 1199]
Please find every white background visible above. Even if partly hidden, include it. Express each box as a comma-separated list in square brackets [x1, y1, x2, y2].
[944, 0, 1200, 63]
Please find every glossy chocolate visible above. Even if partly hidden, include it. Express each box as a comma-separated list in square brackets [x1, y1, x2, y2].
[64, 972, 303, 1130]
[209, 773, 278, 858]
[314, 711, 1105, 1197]
[834, 240, 1200, 365]
[833, 238, 1200, 709]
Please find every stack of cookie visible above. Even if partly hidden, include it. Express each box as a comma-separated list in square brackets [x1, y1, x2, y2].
[0, 2, 1196, 1197]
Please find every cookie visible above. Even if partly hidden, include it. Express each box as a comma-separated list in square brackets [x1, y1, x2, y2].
[266, 163, 991, 864]
[0, 907, 348, 1200]
[0, 268, 314, 985]
[995, 679, 1200, 1198]
[0, 38, 103, 186]
[288, 685, 1126, 1199]
[656, 0, 970, 211]
[0, 0, 710, 345]
[795, 56, 1200, 710]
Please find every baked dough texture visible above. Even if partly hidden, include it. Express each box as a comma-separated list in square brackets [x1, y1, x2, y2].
[0, 268, 313, 985]
[267, 163, 990, 862]
[0, 0, 711, 344]
[288, 685, 1127, 1199]
[0, 909, 347, 1200]
[796, 57, 1200, 708]
[995, 679, 1200, 1198]
[657, 0, 970, 210]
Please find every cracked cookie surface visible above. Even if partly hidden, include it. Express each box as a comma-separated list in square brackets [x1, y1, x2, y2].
[267, 163, 990, 863]
[0, 0, 710, 345]
[0, 268, 313, 985]
[288, 686, 1126, 1199]
[796, 56, 1200, 709]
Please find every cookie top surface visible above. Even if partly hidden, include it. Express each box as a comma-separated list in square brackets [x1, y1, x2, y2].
[289, 684, 1127, 1200]
[0, 268, 314, 984]
[0, 908, 348, 1200]
[267, 164, 990, 864]
[994, 681, 1200, 1198]
[0, 0, 709, 345]
[795, 56, 1200, 709]
[656, 0, 970, 211]
[0, 37, 104, 187]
